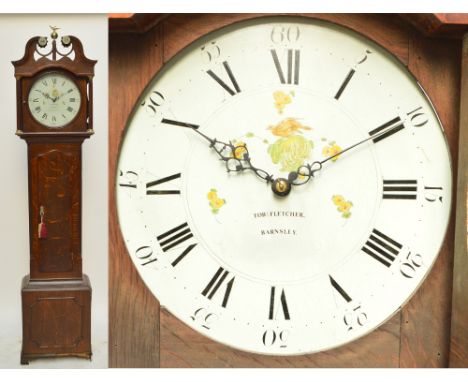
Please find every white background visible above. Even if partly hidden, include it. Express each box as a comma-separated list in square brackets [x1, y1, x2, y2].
[0, 14, 108, 368]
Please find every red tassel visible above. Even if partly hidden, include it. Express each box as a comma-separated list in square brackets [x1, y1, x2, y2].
[38, 222, 48, 239]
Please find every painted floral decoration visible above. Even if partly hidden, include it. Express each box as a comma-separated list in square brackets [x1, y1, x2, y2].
[273, 90, 294, 114]
[268, 117, 311, 137]
[332, 194, 353, 219]
[268, 135, 314, 172]
[322, 141, 342, 162]
[207, 188, 226, 214]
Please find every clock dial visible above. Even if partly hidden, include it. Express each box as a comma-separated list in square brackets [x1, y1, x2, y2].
[28, 72, 81, 128]
[116, 17, 452, 355]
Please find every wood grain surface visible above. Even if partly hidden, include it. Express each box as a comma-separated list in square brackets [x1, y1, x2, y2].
[109, 25, 164, 368]
[398, 32, 461, 368]
[449, 33, 468, 368]
[109, 14, 463, 368]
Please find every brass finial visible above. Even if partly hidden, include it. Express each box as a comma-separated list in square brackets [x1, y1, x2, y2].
[50, 25, 60, 40]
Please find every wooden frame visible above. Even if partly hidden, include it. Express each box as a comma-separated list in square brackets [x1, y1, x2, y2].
[109, 13, 466, 367]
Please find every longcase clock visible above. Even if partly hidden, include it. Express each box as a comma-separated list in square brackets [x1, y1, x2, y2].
[13, 28, 96, 365]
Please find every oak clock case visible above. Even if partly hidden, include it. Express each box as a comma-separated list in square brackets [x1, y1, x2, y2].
[116, 17, 452, 356]
[13, 30, 96, 364]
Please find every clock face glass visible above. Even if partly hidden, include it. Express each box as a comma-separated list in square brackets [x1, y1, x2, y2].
[116, 17, 452, 355]
[28, 72, 81, 128]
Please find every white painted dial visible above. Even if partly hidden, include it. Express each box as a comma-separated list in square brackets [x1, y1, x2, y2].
[28, 72, 81, 128]
[116, 17, 452, 355]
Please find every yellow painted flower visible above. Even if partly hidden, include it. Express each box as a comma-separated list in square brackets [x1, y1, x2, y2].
[273, 90, 293, 114]
[268, 118, 312, 137]
[332, 194, 353, 219]
[332, 195, 345, 205]
[338, 201, 353, 213]
[268, 135, 313, 172]
[207, 189, 217, 201]
[233, 141, 247, 160]
[207, 188, 226, 214]
[322, 142, 342, 162]
[211, 198, 225, 210]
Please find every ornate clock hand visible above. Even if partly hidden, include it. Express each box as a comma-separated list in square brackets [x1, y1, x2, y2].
[288, 117, 406, 186]
[186, 126, 275, 184]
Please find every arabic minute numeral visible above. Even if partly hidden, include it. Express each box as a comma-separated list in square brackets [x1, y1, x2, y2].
[406, 106, 428, 127]
[270, 25, 300, 44]
[190, 308, 218, 330]
[141, 90, 165, 118]
[344, 305, 368, 331]
[424, 186, 443, 203]
[262, 329, 289, 348]
[200, 42, 221, 64]
[399, 252, 423, 279]
[135, 245, 158, 266]
[118, 170, 138, 189]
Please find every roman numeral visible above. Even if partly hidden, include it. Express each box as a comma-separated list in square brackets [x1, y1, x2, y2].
[334, 69, 356, 100]
[170, 243, 197, 267]
[368, 116, 405, 143]
[269, 286, 290, 320]
[157, 222, 193, 252]
[67, 106, 73, 113]
[206, 61, 241, 96]
[329, 275, 352, 303]
[35, 106, 41, 113]
[146, 173, 181, 195]
[161, 118, 199, 129]
[362, 229, 402, 267]
[201, 267, 235, 308]
[270, 49, 300, 85]
[383, 180, 417, 200]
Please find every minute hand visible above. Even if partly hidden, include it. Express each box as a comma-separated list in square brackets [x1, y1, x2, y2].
[290, 117, 406, 184]
[321, 117, 405, 166]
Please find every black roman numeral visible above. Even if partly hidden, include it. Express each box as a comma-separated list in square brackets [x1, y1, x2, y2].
[206, 61, 241, 96]
[334, 69, 356, 100]
[362, 229, 402, 267]
[201, 267, 235, 308]
[368, 116, 405, 143]
[269, 286, 290, 320]
[157, 222, 193, 252]
[146, 173, 181, 195]
[329, 275, 352, 303]
[161, 118, 199, 129]
[383, 180, 417, 200]
[270, 49, 300, 85]
[171, 243, 197, 267]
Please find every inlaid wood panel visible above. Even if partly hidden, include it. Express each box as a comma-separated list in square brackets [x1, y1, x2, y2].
[29, 144, 82, 280]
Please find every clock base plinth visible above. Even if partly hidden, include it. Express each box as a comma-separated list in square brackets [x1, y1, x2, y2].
[20, 274, 92, 365]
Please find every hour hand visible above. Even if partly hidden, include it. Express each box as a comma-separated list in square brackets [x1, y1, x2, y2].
[179, 123, 274, 184]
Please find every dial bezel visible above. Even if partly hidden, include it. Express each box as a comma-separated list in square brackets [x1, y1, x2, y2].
[25, 69, 84, 130]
